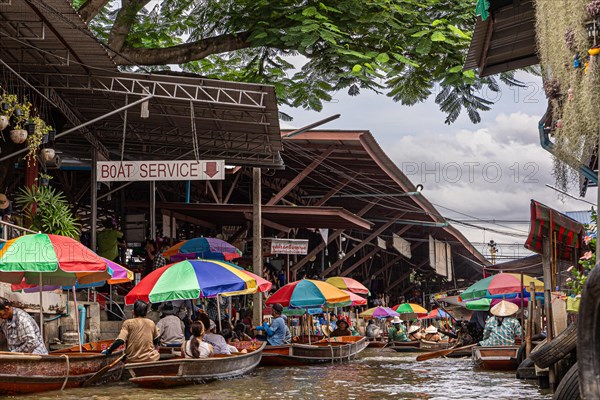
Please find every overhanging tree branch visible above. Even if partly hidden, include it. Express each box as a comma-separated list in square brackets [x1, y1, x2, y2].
[77, 0, 110, 24]
[107, 0, 152, 55]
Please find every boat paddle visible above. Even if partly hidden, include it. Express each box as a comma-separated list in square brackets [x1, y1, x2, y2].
[82, 354, 125, 387]
[415, 343, 478, 362]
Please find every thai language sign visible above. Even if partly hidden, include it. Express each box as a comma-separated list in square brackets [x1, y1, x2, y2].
[97, 160, 225, 182]
[270, 238, 309, 255]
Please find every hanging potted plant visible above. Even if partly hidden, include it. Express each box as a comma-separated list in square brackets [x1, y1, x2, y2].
[10, 100, 31, 144]
[40, 122, 55, 162]
[0, 92, 17, 131]
[25, 115, 46, 164]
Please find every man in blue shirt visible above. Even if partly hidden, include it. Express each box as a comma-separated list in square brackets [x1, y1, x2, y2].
[255, 303, 291, 345]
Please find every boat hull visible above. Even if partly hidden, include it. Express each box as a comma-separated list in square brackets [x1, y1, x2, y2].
[125, 342, 266, 388]
[0, 341, 124, 395]
[260, 336, 368, 366]
[367, 337, 387, 348]
[389, 340, 451, 353]
[472, 345, 521, 371]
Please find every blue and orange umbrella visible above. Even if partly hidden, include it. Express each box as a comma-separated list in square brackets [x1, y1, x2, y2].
[419, 308, 451, 320]
[125, 259, 265, 304]
[265, 279, 351, 308]
[163, 237, 242, 261]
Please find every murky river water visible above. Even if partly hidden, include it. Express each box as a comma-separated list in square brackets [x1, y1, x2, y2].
[15, 349, 550, 400]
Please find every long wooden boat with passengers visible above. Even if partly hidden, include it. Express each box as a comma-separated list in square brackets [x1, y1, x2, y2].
[367, 337, 388, 348]
[472, 345, 521, 370]
[390, 340, 451, 353]
[125, 341, 266, 388]
[259, 336, 368, 366]
[0, 340, 124, 395]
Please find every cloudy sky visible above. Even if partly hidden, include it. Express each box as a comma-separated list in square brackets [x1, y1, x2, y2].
[280, 72, 598, 262]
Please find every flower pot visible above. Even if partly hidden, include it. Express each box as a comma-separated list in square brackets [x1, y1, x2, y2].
[589, 47, 600, 56]
[41, 134, 49, 144]
[0, 115, 8, 131]
[26, 123, 35, 135]
[41, 148, 55, 161]
[39, 177, 50, 186]
[10, 129, 27, 144]
[14, 108, 22, 117]
[1, 103, 10, 112]
[48, 130, 56, 142]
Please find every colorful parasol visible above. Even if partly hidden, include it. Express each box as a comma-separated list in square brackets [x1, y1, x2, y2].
[0, 234, 108, 286]
[125, 259, 259, 304]
[419, 308, 451, 320]
[459, 273, 544, 301]
[392, 303, 428, 316]
[265, 279, 351, 308]
[464, 297, 531, 311]
[325, 276, 370, 295]
[163, 237, 242, 261]
[220, 265, 272, 296]
[359, 306, 399, 319]
[342, 290, 367, 306]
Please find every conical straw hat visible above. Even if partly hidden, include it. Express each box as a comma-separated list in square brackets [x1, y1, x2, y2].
[490, 300, 518, 317]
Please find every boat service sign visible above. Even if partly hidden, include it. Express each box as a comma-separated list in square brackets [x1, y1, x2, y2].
[97, 160, 225, 182]
[270, 238, 309, 255]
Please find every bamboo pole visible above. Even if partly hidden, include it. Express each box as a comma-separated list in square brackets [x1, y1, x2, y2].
[526, 282, 535, 357]
[542, 238, 556, 391]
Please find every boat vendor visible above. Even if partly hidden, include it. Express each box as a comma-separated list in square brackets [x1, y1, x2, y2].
[424, 325, 442, 342]
[479, 300, 522, 347]
[0, 297, 47, 354]
[102, 300, 160, 363]
[407, 325, 421, 341]
[388, 316, 410, 342]
[156, 301, 185, 346]
[366, 319, 381, 338]
[254, 303, 291, 345]
[330, 318, 352, 337]
[183, 321, 213, 358]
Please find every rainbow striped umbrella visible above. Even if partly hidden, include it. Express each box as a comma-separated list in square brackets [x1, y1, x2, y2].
[163, 237, 242, 261]
[392, 303, 428, 317]
[265, 279, 351, 308]
[343, 290, 367, 306]
[325, 276, 370, 295]
[0, 234, 108, 286]
[359, 306, 399, 319]
[125, 259, 259, 304]
[460, 273, 544, 301]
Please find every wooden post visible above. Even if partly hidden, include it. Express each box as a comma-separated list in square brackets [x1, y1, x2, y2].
[526, 282, 535, 357]
[542, 239, 556, 391]
[149, 181, 156, 240]
[252, 168, 263, 326]
[91, 151, 97, 251]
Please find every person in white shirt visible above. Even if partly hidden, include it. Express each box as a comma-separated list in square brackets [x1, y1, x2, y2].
[183, 322, 213, 358]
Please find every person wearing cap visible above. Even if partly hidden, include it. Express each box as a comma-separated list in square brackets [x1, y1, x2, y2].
[388, 316, 410, 342]
[0, 297, 47, 354]
[330, 318, 352, 337]
[424, 325, 442, 342]
[254, 303, 291, 346]
[407, 325, 422, 341]
[156, 302, 185, 346]
[479, 300, 522, 347]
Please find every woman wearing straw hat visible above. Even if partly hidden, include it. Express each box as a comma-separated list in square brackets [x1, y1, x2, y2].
[479, 300, 522, 347]
[388, 316, 410, 342]
[407, 325, 422, 341]
[424, 325, 442, 342]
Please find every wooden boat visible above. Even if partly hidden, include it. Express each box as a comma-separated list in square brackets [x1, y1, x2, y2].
[260, 336, 368, 366]
[125, 341, 266, 388]
[0, 340, 124, 395]
[367, 337, 388, 348]
[472, 345, 521, 371]
[389, 340, 451, 353]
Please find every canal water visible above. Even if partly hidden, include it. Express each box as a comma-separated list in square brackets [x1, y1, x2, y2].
[17, 349, 550, 400]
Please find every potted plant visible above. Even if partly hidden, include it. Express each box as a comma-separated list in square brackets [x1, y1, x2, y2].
[10, 99, 31, 144]
[25, 115, 47, 163]
[0, 92, 17, 131]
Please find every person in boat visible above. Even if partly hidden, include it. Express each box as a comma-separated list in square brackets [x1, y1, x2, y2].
[102, 300, 160, 363]
[0, 297, 47, 354]
[407, 325, 422, 341]
[479, 300, 522, 347]
[424, 325, 442, 342]
[388, 316, 410, 342]
[254, 303, 291, 346]
[221, 328, 248, 354]
[234, 321, 253, 341]
[183, 321, 213, 358]
[156, 301, 185, 346]
[330, 318, 353, 337]
[366, 319, 381, 338]
[198, 313, 232, 354]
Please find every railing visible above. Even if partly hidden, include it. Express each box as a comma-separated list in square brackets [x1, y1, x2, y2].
[0, 219, 38, 242]
[92, 289, 127, 321]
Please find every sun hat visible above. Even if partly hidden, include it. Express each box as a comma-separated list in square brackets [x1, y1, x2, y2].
[408, 325, 419, 334]
[390, 316, 402, 324]
[0, 194, 9, 210]
[337, 318, 349, 328]
[490, 300, 519, 317]
[425, 325, 438, 334]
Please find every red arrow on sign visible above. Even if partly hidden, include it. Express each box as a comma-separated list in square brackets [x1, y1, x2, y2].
[204, 161, 219, 178]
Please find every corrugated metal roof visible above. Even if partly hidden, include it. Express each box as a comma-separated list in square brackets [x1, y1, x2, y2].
[565, 211, 593, 226]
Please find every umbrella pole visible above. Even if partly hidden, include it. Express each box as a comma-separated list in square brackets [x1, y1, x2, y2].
[39, 273, 44, 347]
[73, 286, 83, 352]
[307, 309, 311, 345]
[217, 295, 222, 332]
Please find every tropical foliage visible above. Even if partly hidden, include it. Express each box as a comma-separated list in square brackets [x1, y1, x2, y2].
[72, 0, 523, 123]
[15, 175, 80, 238]
[567, 209, 597, 295]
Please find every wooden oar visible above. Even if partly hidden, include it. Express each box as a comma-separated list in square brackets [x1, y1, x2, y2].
[81, 354, 125, 387]
[416, 343, 478, 362]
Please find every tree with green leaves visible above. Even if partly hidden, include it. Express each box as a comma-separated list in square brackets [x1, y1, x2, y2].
[74, 0, 523, 123]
